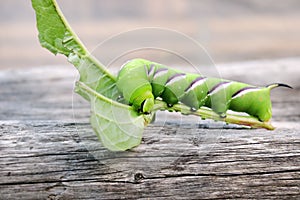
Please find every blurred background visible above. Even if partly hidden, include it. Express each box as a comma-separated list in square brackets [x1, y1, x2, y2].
[1, 0, 300, 69]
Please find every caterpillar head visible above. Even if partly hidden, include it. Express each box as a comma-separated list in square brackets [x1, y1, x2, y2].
[116, 59, 155, 113]
[130, 87, 154, 113]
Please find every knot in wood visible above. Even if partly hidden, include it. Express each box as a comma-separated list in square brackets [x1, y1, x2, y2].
[134, 172, 144, 182]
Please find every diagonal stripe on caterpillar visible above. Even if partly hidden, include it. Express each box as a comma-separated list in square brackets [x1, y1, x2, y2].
[116, 58, 292, 122]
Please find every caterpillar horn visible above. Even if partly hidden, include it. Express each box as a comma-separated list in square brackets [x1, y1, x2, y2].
[267, 83, 293, 90]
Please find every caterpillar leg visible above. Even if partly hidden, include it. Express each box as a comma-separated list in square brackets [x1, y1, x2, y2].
[218, 112, 227, 118]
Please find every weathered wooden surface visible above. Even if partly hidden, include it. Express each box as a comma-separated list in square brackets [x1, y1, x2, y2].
[0, 59, 300, 199]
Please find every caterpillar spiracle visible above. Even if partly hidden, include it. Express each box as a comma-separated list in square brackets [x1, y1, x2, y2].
[116, 59, 291, 122]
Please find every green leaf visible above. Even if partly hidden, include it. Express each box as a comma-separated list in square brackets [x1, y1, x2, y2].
[31, 0, 118, 99]
[32, 0, 147, 151]
[76, 82, 145, 151]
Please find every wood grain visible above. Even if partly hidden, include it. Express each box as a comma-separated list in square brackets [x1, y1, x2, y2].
[0, 59, 299, 199]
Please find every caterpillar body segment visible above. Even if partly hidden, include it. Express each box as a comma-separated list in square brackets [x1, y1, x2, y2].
[116, 58, 285, 122]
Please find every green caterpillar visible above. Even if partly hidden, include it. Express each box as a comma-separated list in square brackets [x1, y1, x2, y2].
[116, 58, 291, 122]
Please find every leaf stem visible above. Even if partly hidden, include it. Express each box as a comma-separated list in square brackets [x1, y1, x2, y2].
[51, 0, 87, 53]
[75, 81, 130, 109]
[52, 0, 116, 81]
